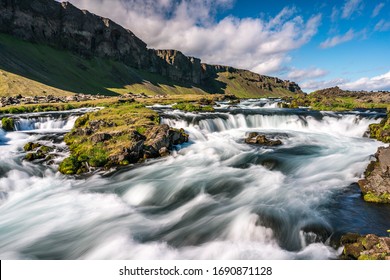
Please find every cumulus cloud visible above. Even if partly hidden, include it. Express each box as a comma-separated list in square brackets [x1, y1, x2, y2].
[66, 0, 321, 75]
[287, 68, 328, 82]
[372, 3, 385, 18]
[375, 19, 390, 32]
[301, 71, 390, 92]
[341, 71, 390, 91]
[320, 29, 355, 48]
[342, 0, 363, 19]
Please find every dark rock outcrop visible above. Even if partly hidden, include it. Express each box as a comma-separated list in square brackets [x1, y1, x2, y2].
[0, 0, 302, 95]
[340, 233, 390, 260]
[144, 124, 188, 158]
[245, 132, 282, 146]
[358, 147, 390, 203]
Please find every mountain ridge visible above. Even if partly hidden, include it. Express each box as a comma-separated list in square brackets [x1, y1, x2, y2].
[0, 0, 302, 97]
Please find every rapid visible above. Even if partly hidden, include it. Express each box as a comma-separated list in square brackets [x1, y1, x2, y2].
[0, 100, 389, 260]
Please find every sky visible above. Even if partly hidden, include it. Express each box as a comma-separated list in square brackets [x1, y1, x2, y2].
[66, 0, 390, 93]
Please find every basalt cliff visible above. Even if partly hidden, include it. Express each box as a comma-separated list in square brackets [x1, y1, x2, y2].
[0, 0, 302, 97]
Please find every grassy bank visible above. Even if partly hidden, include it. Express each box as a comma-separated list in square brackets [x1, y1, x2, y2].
[288, 94, 389, 111]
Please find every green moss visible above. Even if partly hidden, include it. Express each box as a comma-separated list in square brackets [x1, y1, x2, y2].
[363, 192, 390, 203]
[358, 254, 379, 260]
[88, 146, 108, 167]
[58, 156, 81, 175]
[1, 117, 15, 131]
[172, 102, 215, 112]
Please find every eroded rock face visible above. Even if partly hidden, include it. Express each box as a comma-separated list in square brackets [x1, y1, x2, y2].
[0, 0, 150, 69]
[358, 147, 390, 203]
[340, 233, 390, 260]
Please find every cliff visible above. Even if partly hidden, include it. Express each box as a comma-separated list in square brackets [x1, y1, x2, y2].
[0, 0, 302, 97]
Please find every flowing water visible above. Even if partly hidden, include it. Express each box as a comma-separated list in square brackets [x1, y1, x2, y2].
[0, 101, 390, 260]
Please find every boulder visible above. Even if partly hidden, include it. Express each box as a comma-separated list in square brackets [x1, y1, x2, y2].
[340, 233, 390, 260]
[245, 132, 282, 146]
[90, 133, 112, 143]
[144, 124, 188, 158]
[358, 147, 390, 203]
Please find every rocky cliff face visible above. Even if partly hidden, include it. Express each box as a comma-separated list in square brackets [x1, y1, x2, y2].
[0, 0, 151, 69]
[0, 0, 302, 94]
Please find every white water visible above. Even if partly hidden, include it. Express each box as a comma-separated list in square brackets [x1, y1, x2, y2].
[0, 104, 388, 260]
[14, 116, 79, 131]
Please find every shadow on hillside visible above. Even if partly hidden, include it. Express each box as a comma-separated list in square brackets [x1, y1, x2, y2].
[0, 34, 227, 96]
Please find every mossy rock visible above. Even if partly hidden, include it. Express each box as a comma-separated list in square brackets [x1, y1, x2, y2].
[24, 142, 42, 152]
[1, 117, 15, 131]
[58, 156, 81, 175]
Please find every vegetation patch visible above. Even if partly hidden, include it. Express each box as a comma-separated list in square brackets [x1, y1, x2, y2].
[1, 117, 14, 131]
[59, 100, 188, 175]
[172, 102, 215, 112]
[363, 192, 390, 203]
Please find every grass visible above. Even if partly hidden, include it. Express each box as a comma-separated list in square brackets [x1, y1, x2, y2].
[172, 102, 214, 112]
[60, 101, 160, 174]
[287, 94, 389, 111]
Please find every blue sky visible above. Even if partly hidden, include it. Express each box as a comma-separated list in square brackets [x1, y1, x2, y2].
[69, 0, 390, 92]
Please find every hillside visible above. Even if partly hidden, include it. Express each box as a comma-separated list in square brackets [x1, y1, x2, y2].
[0, 0, 302, 98]
[312, 87, 390, 103]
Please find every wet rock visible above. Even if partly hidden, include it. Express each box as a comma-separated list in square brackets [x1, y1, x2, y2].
[1, 117, 15, 131]
[245, 132, 282, 146]
[340, 233, 390, 260]
[24, 142, 54, 162]
[144, 124, 188, 158]
[358, 147, 390, 203]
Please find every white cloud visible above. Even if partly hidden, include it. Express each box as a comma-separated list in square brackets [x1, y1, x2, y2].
[330, 7, 339, 22]
[302, 71, 390, 92]
[341, 71, 390, 91]
[287, 68, 328, 82]
[320, 29, 355, 48]
[301, 78, 348, 92]
[372, 3, 385, 18]
[342, 0, 363, 19]
[66, 0, 321, 75]
[375, 19, 390, 32]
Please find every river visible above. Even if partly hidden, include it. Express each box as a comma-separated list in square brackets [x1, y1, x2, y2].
[0, 100, 389, 260]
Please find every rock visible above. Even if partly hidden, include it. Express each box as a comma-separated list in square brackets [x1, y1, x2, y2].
[340, 233, 390, 260]
[1, 117, 15, 131]
[144, 124, 188, 158]
[24, 142, 42, 152]
[90, 133, 112, 143]
[23, 142, 54, 162]
[358, 147, 390, 203]
[245, 132, 282, 146]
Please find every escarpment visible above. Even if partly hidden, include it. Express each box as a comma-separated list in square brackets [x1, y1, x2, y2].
[0, 0, 302, 96]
